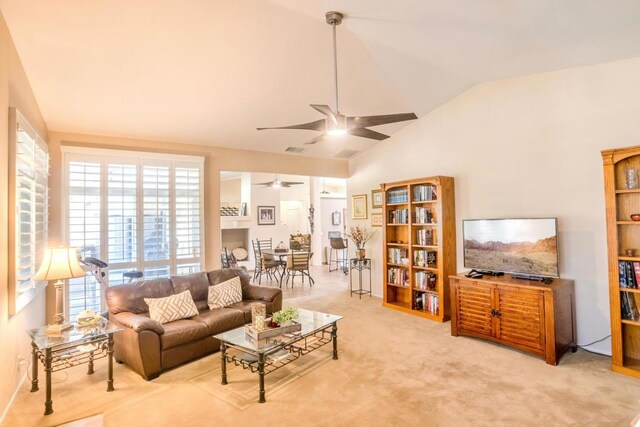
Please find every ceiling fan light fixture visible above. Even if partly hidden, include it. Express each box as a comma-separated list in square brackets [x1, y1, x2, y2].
[327, 128, 347, 137]
[271, 179, 282, 188]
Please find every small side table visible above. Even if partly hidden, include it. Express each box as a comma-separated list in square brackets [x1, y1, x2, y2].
[349, 258, 372, 299]
[28, 319, 122, 415]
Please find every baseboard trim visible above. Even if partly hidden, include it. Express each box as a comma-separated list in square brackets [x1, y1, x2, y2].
[0, 371, 28, 425]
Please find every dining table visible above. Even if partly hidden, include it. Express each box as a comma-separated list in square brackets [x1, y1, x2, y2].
[261, 248, 313, 288]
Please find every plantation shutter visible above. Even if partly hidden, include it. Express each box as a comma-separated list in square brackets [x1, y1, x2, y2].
[175, 166, 202, 275]
[142, 165, 171, 279]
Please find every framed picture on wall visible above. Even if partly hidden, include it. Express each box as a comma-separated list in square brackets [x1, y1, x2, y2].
[351, 194, 368, 219]
[371, 212, 383, 227]
[332, 211, 341, 225]
[257, 206, 276, 225]
[371, 189, 383, 208]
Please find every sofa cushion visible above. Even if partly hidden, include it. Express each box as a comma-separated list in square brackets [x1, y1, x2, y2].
[227, 301, 270, 323]
[207, 277, 243, 309]
[106, 277, 174, 315]
[170, 271, 210, 304]
[145, 290, 199, 324]
[208, 267, 251, 289]
[160, 319, 211, 350]
[190, 308, 245, 335]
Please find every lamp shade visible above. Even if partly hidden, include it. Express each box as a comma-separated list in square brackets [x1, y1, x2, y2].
[34, 247, 86, 281]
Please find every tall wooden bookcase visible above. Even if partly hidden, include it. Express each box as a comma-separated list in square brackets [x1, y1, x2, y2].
[381, 176, 456, 322]
[603, 145, 640, 378]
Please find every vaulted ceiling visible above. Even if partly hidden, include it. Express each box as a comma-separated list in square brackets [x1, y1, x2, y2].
[2, 0, 640, 158]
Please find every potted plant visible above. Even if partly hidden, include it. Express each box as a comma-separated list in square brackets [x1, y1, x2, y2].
[345, 225, 375, 259]
[270, 307, 299, 327]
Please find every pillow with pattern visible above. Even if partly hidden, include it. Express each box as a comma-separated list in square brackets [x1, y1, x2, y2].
[144, 290, 199, 324]
[208, 276, 243, 309]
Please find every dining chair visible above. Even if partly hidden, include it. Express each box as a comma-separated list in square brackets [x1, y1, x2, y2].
[284, 251, 314, 287]
[252, 239, 281, 285]
[220, 247, 237, 269]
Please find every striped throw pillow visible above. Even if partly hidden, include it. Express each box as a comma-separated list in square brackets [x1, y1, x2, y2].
[144, 290, 199, 324]
[208, 276, 243, 309]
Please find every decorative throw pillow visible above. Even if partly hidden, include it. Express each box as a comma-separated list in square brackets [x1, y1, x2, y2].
[208, 276, 243, 309]
[144, 290, 199, 324]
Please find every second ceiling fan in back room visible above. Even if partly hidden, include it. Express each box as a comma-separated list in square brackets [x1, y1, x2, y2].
[257, 11, 418, 145]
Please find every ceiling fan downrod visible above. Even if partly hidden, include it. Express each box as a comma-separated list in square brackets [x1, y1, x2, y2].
[326, 11, 343, 115]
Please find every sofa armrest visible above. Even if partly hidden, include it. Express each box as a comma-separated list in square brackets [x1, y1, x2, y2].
[243, 285, 282, 305]
[112, 312, 165, 335]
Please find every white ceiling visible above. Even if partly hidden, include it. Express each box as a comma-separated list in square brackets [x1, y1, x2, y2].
[3, 0, 640, 159]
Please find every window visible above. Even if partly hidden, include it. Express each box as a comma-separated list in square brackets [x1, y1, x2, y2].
[63, 148, 204, 320]
[9, 109, 49, 315]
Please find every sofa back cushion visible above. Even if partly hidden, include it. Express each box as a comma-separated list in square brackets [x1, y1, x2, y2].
[208, 267, 251, 289]
[105, 277, 173, 315]
[170, 271, 210, 304]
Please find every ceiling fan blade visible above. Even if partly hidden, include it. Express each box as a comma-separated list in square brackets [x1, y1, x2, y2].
[348, 127, 389, 141]
[253, 182, 274, 186]
[310, 104, 338, 125]
[282, 182, 305, 185]
[347, 112, 417, 128]
[257, 119, 326, 131]
[304, 135, 324, 145]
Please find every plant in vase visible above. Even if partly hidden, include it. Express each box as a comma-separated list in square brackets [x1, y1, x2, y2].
[345, 225, 375, 259]
[270, 307, 299, 327]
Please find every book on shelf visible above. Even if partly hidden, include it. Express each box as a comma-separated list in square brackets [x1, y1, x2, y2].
[413, 250, 437, 268]
[619, 260, 639, 289]
[412, 185, 437, 202]
[387, 188, 408, 204]
[622, 292, 640, 320]
[412, 207, 434, 224]
[388, 267, 410, 286]
[415, 271, 437, 291]
[416, 229, 435, 246]
[413, 293, 438, 313]
[388, 208, 409, 224]
[388, 248, 408, 264]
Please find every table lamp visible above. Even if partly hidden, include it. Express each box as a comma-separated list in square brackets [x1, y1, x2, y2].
[34, 247, 86, 331]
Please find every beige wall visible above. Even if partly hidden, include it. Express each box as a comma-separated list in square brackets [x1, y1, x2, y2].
[220, 177, 241, 208]
[348, 57, 640, 356]
[0, 12, 48, 421]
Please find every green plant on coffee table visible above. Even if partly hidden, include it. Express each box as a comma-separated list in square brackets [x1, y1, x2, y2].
[270, 307, 299, 327]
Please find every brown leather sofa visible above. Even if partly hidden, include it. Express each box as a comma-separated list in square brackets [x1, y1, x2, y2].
[105, 267, 282, 380]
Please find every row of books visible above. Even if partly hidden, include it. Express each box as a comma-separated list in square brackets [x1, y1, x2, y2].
[415, 229, 435, 246]
[413, 207, 434, 224]
[388, 208, 409, 224]
[388, 248, 408, 264]
[622, 292, 640, 321]
[387, 188, 408, 204]
[413, 185, 437, 202]
[414, 293, 438, 314]
[414, 250, 437, 268]
[618, 260, 640, 288]
[415, 272, 437, 291]
[388, 267, 409, 286]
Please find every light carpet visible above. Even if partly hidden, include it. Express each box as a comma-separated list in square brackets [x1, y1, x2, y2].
[4, 285, 640, 426]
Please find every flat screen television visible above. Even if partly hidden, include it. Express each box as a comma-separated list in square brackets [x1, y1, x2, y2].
[462, 218, 559, 278]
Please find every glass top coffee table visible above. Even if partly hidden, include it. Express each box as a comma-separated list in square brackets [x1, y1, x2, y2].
[214, 308, 342, 403]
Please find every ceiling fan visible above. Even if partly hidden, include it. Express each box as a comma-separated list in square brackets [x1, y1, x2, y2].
[257, 11, 418, 145]
[254, 175, 304, 188]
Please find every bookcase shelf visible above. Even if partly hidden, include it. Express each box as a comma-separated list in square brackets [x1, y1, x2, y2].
[381, 176, 456, 322]
[602, 145, 640, 379]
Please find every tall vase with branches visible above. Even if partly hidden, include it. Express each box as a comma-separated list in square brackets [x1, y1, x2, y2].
[345, 225, 375, 259]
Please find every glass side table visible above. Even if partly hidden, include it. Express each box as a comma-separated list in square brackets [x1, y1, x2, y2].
[27, 319, 122, 415]
[349, 258, 372, 299]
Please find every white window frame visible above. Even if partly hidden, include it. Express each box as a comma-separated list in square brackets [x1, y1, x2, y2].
[62, 147, 205, 316]
[8, 108, 49, 315]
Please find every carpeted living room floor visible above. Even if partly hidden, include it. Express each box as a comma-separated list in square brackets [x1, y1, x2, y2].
[4, 266, 640, 427]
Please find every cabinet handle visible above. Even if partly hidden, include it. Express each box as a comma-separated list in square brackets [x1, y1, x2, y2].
[490, 309, 502, 318]
[495, 310, 502, 318]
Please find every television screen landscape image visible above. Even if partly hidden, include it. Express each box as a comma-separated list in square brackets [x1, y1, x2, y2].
[463, 218, 559, 277]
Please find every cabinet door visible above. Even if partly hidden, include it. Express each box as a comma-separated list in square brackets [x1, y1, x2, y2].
[495, 287, 545, 351]
[455, 280, 493, 337]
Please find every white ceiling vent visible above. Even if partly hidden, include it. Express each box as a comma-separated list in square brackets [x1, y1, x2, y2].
[285, 146, 306, 153]
[334, 149, 359, 159]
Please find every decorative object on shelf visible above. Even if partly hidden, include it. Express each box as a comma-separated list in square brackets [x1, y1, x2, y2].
[270, 307, 300, 327]
[626, 168, 639, 189]
[631, 214, 640, 221]
[351, 194, 368, 219]
[34, 247, 86, 330]
[251, 303, 267, 331]
[231, 247, 248, 261]
[220, 207, 239, 216]
[371, 212, 383, 227]
[626, 249, 636, 257]
[241, 202, 248, 216]
[371, 189, 383, 208]
[332, 211, 341, 226]
[308, 204, 315, 234]
[345, 225, 374, 260]
[257, 206, 276, 225]
[275, 241, 288, 253]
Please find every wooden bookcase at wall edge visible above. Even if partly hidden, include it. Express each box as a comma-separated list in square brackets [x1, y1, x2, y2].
[381, 176, 456, 322]
[602, 145, 640, 378]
